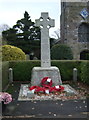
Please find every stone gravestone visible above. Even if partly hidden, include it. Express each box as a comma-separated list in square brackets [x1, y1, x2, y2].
[31, 12, 62, 86]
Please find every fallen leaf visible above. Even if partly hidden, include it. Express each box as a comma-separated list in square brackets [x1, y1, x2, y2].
[60, 103, 63, 106]
[79, 106, 82, 108]
[83, 101, 86, 104]
[17, 104, 19, 106]
[34, 101, 37, 104]
[32, 107, 35, 110]
[68, 115, 72, 117]
[49, 112, 51, 114]
[54, 114, 56, 116]
[56, 103, 58, 105]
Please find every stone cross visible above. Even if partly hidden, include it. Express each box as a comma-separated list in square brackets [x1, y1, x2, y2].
[35, 12, 55, 67]
[31, 12, 62, 86]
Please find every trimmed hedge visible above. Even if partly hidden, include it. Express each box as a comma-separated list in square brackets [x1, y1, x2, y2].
[2, 62, 9, 90]
[9, 60, 40, 81]
[2, 60, 89, 86]
[80, 61, 89, 84]
[9, 60, 82, 82]
[51, 60, 81, 81]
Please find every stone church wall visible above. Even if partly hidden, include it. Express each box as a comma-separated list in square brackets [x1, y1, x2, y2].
[60, 2, 89, 60]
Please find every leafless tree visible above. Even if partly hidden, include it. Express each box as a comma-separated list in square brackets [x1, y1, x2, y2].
[0, 24, 10, 35]
[51, 28, 60, 44]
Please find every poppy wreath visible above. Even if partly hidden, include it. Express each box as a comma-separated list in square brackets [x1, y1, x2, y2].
[29, 86, 45, 92]
[41, 77, 53, 88]
[29, 77, 64, 93]
[54, 85, 64, 91]
[49, 85, 64, 92]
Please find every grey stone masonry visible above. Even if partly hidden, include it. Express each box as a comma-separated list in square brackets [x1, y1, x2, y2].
[35, 12, 54, 67]
[31, 67, 62, 86]
[31, 12, 62, 86]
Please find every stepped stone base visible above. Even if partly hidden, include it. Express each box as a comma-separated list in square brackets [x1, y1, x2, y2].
[18, 84, 80, 101]
[31, 66, 62, 86]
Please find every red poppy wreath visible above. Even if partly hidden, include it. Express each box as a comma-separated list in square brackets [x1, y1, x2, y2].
[29, 77, 64, 93]
[41, 77, 52, 88]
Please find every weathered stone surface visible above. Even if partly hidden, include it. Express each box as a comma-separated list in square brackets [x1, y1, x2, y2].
[61, 2, 89, 60]
[31, 66, 62, 86]
[30, 12, 62, 86]
[35, 12, 54, 67]
[27, 91, 35, 98]
[18, 84, 80, 101]
[62, 84, 78, 96]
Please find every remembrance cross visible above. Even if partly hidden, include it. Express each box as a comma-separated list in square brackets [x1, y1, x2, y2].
[31, 12, 62, 86]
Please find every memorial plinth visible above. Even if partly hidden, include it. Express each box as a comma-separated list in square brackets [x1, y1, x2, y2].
[31, 67, 62, 86]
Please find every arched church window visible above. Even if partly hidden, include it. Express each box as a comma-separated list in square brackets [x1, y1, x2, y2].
[80, 50, 89, 60]
[78, 23, 89, 42]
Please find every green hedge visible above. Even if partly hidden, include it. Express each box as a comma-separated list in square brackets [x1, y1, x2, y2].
[9, 60, 40, 81]
[51, 60, 81, 81]
[9, 60, 82, 82]
[2, 60, 88, 85]
[80, 60, 89, 84]
[2, 61, 9, 90]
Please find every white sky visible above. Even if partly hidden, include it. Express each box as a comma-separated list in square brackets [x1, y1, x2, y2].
[0, 0, 61, 37]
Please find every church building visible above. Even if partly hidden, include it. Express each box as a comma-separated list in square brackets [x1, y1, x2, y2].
[60, 1, 89, 60]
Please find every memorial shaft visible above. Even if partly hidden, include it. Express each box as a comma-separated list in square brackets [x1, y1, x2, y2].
[41, 28, 50, 67]
[35, 12, 55, 68]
